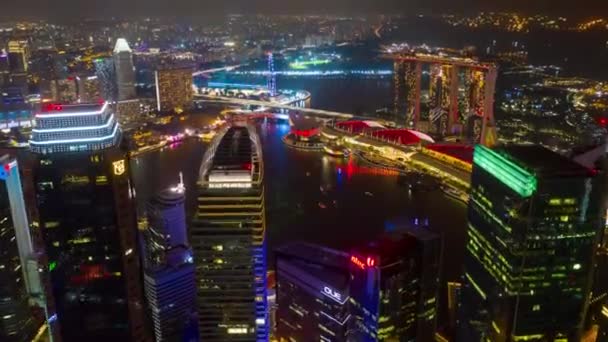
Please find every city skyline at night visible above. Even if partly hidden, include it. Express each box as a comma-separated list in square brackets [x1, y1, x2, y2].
[0, 4, 606, 342]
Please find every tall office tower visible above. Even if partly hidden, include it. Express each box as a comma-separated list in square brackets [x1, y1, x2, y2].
[143, 180, 196, 342]
[275, 242, 380, 342]
[0, 156, 37, 341]
[94, 57, 117, 102]
[360, 227, 442, 342]
[192, 125, 269, 341]
[154, 67, 193, 113]
[113, 38, 136, 101]
[459, 145, 605, 342]
[30, 102, 147, 341]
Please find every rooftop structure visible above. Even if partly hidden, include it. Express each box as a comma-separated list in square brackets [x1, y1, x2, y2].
[30, 101, 120, 154]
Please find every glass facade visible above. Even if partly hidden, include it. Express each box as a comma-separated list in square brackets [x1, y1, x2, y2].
[275, 242, 379, 342]
[143, 186, 196, 341]
[459, 145, 605, 342]
[191, 125, 268, 341]
[0, 171, 35, 342]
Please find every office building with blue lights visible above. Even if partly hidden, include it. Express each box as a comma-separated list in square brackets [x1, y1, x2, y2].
[275, 242, 379, 342]
[459, 145, 605, 342]
[143, 183, 196, 342]
[0, 155, 38, 341]
[31, 102, 147, 341]
[191, 125, 268, 341]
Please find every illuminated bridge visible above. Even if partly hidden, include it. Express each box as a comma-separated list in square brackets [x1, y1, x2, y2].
[194, 95, 354, 119]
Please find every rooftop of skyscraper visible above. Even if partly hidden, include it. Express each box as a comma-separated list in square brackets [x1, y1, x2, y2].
[498, 145, 596, 178]
[199, 124, 263, 187]
[30, 101, 120, 154]
[276, 242, 351, 288]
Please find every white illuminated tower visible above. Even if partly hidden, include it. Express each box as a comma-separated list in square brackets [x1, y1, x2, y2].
[113, 38, 136, 101]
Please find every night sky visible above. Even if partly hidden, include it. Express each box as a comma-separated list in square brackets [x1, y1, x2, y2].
[0, 0, 606, 18]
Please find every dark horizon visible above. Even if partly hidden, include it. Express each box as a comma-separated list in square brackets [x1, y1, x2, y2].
[0, 0, 607, 20]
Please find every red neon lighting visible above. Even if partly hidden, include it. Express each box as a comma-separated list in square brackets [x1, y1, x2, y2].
[350, 255, 365, 270]
[3, 164, 9, 172]
[366, 257, 375, 267]
[243, 163, 252, 170]
[43, 103, 63, 112]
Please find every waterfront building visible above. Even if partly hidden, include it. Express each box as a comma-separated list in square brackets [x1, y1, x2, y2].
[154, 66, 193, 113]
[275, 242, 379, 342]
[459, 145, 605, 341]
[0, 155, 37, 341]
[31, 102, 147, 341]
[113, 38, 136, 101]
[0, 50, 9, 87]
[191, 125, 268, 341]
[143, 181, 195, 341]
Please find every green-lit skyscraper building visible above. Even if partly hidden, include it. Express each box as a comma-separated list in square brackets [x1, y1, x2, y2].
[458, 145, 605, 342]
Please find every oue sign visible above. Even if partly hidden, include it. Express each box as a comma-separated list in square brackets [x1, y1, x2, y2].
[323, 286, 342, 301]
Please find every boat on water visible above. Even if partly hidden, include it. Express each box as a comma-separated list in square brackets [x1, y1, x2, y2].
[442, 186, 469, 204]
[323, 145, 349, 157]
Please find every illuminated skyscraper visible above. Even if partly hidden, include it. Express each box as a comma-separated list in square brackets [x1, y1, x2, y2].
[113, 39, 136, 101]
[275, 242, 379, 342]
[154, 67, 193, 113]
[143, 179, 196, 342]
[459, 145, 605, 342]
[31, 102, 147, 341]
[191, 125, 268, 341]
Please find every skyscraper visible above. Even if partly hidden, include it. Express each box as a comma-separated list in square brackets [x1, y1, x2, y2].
[8, 40, 29, 74]
[143, 178, 196, 342]
[360, 226, 442, 342]
[0, 156, 37, 342]
[155, 66, 193, 113]
[191, 125, 268, 341]
[94, 57, 117, 102]
[275, 242, 379, 342]
[459, 145, 605, 342]
[113, 38, 136, 101]
[7, 40, 29, 95]
[31, 102, 147, 341]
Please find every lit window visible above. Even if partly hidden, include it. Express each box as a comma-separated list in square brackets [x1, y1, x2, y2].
[532, 304, 540, 311]
[573, 264, 581, 270]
